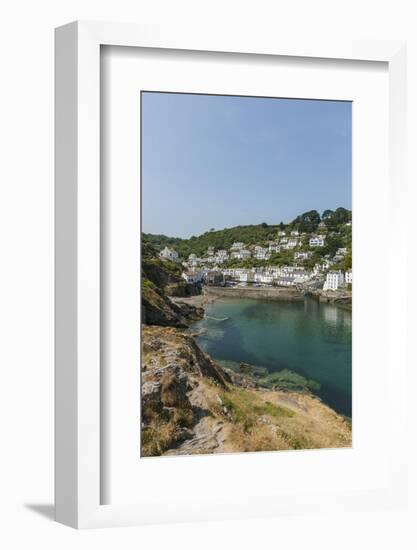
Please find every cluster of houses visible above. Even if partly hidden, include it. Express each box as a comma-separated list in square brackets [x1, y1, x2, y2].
[181, 263, 352, 291]
[223, 265, 313, 286]
[158, 230, 352, 293]
[159, 230, 333, 267]
[161, 233, 330, 267]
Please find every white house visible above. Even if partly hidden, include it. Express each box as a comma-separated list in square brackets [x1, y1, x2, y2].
[309, 236, 326, 247]
[188, 253, 200, 267]
[261, 273, 274, 284]
[230, 249, 251, 260]
[230, 242, 245, 250]
[286, 238, 298, 249]
[182, 270, 203, 284]
[254, 271, 274, 284]
[214, 250, 229, 263]
[239, 271, 254, 283]
[207, 246, 215, 256]
[294, 251, 312, 261]
[345, 270, 353, 284]
[254, 246, 270, 260]
[275, 275, 295, 287]
[278, 231, 286, 237]
[268, 241, 281, 253]
[290, 230, 299, 236]
[253, 272, 262, 283]
[318, 221, 326, 229]
[336, 247, 348, 255]
[160, 246, 179, 261]
[323, 271, 344, 291]
[322, 258, 335, 270]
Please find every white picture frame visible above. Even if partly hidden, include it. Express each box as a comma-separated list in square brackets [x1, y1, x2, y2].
[55, 21, 407, 529]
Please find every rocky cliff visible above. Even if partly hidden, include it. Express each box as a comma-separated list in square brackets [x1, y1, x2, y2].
[142, 241, 203, 327]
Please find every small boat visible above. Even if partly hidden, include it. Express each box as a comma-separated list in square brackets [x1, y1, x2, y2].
[204, 315, 229, 322]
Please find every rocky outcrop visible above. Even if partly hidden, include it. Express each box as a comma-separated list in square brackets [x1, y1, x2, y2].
[165, 281, 202, 298]
[311, 288, 352, 306]
[142, 287, 204, 327]
[141, 241, 203, 327]
[141, 326, 231, 456]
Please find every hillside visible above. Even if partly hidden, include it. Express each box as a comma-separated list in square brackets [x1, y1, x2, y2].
[143, 206, 352, 261]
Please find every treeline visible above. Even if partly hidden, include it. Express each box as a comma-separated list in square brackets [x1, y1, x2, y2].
[291, 207, 351, 233]
[143, 224, 282, 259]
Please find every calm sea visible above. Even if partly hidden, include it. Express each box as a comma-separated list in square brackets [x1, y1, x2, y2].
[192, 297, 352, 417]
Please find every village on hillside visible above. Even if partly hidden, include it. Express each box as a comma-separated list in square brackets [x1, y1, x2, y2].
[158, 221, 352, 294]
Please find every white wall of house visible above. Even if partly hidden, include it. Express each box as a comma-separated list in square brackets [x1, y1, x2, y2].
[182, 271, 203, 284]
[323, 271, 344, 291]
[160, 246, 179, 261]
[309, 236, 325, 247]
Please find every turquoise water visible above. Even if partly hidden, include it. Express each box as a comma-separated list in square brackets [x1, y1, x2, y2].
[192, 297, 352, 417]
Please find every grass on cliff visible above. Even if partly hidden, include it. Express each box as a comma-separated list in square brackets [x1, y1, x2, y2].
[142, 278, 166, 310]
[214, 385, 314, 452]
[221, 387, 294, 432]
[141, 408, 194, 457]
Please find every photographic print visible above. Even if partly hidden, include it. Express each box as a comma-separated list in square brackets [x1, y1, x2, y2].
[141, 92, 352, 457]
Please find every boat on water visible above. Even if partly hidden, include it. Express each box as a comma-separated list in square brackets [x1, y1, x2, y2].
[204, 315, 229, 322]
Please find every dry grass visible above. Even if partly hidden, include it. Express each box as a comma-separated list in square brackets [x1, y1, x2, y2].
[218, 387, 312, 452]
[141, 407, 195, 457]
[221, 387, 294, 429]
[141, 420, 178, 457]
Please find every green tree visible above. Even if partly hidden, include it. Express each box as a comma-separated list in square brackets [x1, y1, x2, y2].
[321, 209, 335, 225]
[333, 207, 351, 225]
[291, 210, 321, 233]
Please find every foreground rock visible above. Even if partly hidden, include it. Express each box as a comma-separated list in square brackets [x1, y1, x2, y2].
[141, 326, 352, 457]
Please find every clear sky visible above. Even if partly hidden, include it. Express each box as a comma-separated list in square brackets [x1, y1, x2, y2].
[141, 92, 351, 238]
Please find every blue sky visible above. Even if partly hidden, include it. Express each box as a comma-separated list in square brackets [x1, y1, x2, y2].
[141, 92, 351, 238]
